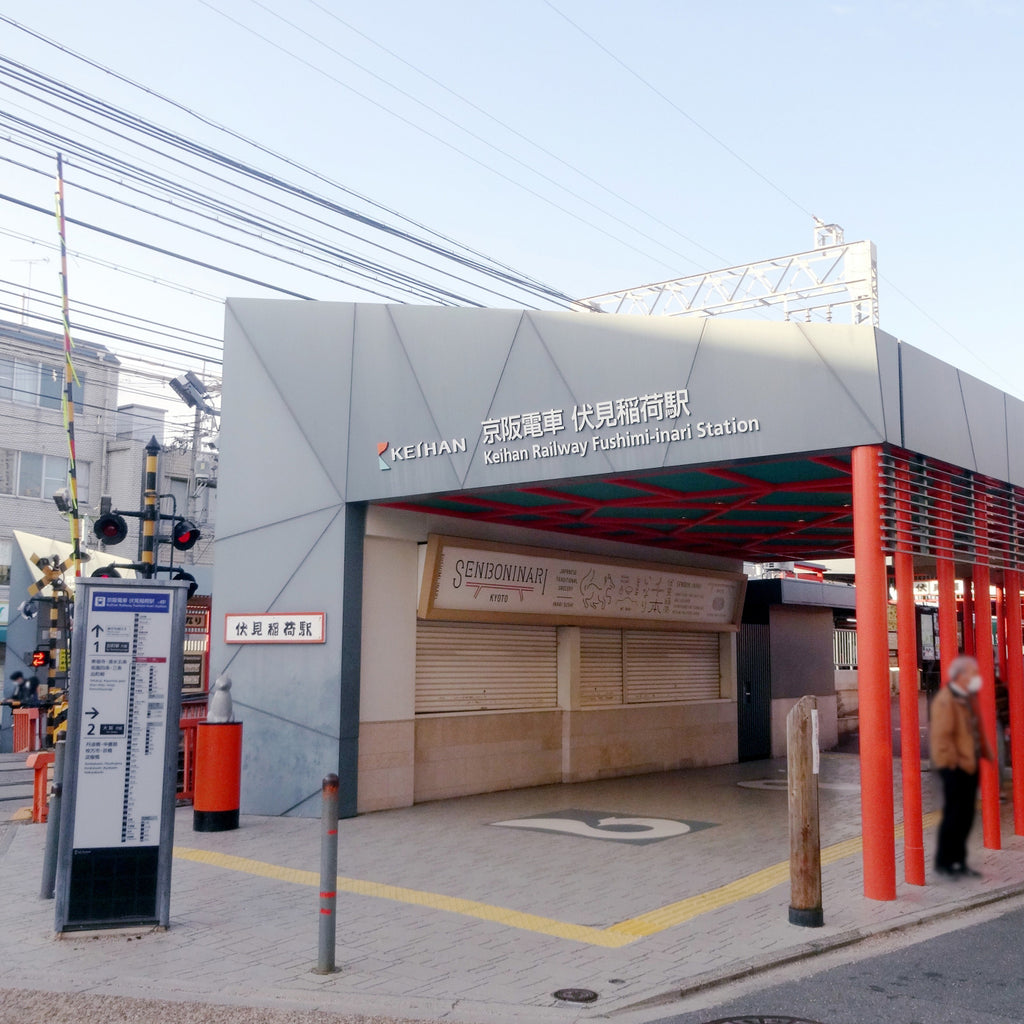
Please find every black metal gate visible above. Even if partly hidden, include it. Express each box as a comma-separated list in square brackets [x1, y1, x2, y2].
[737, 623, 771, 761]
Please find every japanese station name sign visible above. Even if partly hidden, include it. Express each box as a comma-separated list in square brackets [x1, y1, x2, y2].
[225, 612, 325, 644]
[419, 535, 746, 632]
[381, 383, 763, 471]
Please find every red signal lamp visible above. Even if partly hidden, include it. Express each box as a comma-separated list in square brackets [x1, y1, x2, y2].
[171, 519, 200, 552]
[93, 512, 128, 546]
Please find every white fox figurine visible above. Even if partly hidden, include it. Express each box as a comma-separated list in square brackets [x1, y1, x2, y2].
[206, 673, 234, 723]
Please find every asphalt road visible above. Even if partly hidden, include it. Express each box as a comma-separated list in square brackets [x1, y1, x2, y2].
[654, 904, 1024, 1024]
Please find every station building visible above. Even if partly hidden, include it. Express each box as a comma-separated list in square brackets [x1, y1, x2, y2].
[213, 301, 1024, 900]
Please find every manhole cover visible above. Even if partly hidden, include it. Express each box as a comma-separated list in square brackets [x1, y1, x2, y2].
[553, 988, 599, 1004]
[702, 1017, 825, 1024]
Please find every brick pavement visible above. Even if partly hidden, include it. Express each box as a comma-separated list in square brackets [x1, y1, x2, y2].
[2, 753, 1024, 1024]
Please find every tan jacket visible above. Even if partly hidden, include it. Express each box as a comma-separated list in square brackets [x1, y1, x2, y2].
[930, 686, 983, 773]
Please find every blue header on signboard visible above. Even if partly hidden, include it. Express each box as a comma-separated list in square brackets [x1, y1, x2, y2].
[92, 591, 171, 613]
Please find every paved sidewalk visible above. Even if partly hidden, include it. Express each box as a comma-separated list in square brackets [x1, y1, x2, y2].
[2, 753, 1024, 1023]
[0, 752, 33, 823]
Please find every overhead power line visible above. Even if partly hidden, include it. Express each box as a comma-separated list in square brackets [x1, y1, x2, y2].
[541, 0, 814, 220]
[0, 11, 577, 299]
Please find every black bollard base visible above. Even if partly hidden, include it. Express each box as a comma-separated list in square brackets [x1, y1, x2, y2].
[788, 905, 824, 927]
[193, 808, 239, 832]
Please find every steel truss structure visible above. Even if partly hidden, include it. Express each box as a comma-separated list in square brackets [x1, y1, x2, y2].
[581, 230, 878, 327]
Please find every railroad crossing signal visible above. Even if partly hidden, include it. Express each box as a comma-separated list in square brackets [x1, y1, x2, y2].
[26, 554, 73, 598]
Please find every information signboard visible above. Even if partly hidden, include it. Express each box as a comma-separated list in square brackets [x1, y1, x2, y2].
[419, 534, 746, 631]
[55, 578, 188, 932]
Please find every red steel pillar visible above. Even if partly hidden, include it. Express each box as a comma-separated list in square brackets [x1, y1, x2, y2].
[1005, 570, 1024, 835]
[963, 581, 976, 655]
[894, 461, 925, 885]
[997, 587, 1008, 684]
[935, 475, 958, 682]
[973, 489, 1001, 849]
[852, 445, 896, 900]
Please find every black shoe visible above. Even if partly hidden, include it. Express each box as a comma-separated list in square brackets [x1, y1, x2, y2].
[957, 865, 983, 878]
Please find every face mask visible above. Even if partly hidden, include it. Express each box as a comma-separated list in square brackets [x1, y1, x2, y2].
[968, 675, 983, 694]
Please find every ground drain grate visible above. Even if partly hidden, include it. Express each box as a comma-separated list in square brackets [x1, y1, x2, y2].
[553, 988, 599, 1004]
[702, 1017, 825, 1024]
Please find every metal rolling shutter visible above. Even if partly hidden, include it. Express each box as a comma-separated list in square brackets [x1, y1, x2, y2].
[415, 621, 558, 714]
[623, 631, 721, 704]
[580, 629, 624, 706]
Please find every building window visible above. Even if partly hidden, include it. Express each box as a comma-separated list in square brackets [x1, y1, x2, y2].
[0, 357, 85, 410]
[0, 448, 89, 502]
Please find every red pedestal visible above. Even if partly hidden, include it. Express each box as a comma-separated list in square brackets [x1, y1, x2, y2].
[193, 721, 242, 832]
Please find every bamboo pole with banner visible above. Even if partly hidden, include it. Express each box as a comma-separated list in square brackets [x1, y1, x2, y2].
[54, 154, 82, 578]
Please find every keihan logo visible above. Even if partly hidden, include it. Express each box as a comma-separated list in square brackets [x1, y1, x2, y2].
[379, 436, 468, 468]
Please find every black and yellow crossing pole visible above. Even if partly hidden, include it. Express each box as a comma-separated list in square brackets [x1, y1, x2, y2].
[26, 554, 73, 740]
[47, 590, 62, 694]
[140, 436, 160, 579]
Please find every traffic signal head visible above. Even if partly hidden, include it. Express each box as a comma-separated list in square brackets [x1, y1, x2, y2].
[173, 570, 198, 599]
[93, 512, 128, 546]
[171, 519, 200, 551]
[91, 565, 122, 579]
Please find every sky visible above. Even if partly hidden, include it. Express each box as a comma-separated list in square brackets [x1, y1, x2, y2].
[1, 0, 1023, 423]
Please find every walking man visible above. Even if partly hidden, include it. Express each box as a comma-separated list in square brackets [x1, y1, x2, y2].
[930, 654, 994, 878]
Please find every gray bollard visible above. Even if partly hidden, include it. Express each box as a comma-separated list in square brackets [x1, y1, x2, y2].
[40, 739, 65, 900]
[313, 773, 340, 974]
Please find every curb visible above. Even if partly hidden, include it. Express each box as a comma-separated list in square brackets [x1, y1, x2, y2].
[597, 881, 1024, 1018]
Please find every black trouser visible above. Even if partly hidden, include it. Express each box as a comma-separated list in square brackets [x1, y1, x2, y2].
[936, 767, 979, 870]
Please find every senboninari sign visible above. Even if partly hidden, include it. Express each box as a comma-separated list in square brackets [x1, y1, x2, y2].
[418, 535, 746, 631]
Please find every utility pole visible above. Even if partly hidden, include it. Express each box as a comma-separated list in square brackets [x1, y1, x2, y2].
[187, 404, 202, 557]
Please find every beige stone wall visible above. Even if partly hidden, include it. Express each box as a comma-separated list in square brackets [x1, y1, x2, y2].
[357, 720, 415, 812]
[770, 694, 838, 758]
[562, 701, 737, 783]
[359, 701, 740, 809]
[835, 669, 859, 737]
[413, 711, 562, 802]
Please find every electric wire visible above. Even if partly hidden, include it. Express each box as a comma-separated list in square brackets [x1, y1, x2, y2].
[300, 0, 729, 266]
[541, 0, 814, 220]
[0, 47, 580, 306]
[0, 12, 565, 295]
[195, 0, 690, 276]
[0, 101, 563, 308]
[540, 0, 1007, 387]
[242, 0, 717, 272]
[0, 59, 579, 309]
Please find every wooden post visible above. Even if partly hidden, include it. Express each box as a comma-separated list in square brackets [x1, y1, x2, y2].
[788, 695, 823, 927]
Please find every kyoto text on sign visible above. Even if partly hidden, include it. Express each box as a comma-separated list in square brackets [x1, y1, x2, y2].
[421, 536, 745, 631]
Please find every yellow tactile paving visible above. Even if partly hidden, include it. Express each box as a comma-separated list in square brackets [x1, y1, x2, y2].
[173, 846, 634, 948]
[174, 811, 945, 948]
[609, 810, 944, 938]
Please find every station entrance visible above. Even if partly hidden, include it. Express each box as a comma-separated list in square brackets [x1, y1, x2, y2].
[214, 299, 1024, 904]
